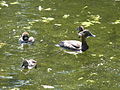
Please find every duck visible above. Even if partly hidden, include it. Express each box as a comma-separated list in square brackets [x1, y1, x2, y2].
[21, 59, 37, 69]
[56, 26, 96, 53]
[19, 32, 35, 46]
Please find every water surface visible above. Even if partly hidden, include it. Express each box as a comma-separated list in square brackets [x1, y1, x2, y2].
[0, 0, 120, 89]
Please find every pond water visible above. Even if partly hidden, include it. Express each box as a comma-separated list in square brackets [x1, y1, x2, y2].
[0, 0, 120, 89]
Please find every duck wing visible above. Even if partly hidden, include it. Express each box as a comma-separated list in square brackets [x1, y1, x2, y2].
[59, 40, 82, 50]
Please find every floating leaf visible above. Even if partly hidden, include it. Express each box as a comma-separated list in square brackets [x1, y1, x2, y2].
[47, 17, 54, 21]
[47, 68, 52, 72]
[90, 20, 100, 24]
[74, 21, 80, 24]
[81, 21, 93, 27]
[41, 85, 54, 89]
[76, 15, 80, 17]
[38, 6, 43, 11]
[14, 35, 19, 38]
[90, 73, 97, 76]
[81, 14, 101, 27]
[86, 80, 95, 83]
[28, 21, 36, 25]
[41, 17, 54, 20]
[83, 6, 88, 9]
[23, 26, 31, 29]
[110, 57, 114, 59]
[0, 1, 8, 7]
[41, 20, 47, 23]
[63, 14, 70, 18]
[99, 54, 104, 57]
[109, 42, 112, 45]
[15, 12, 21, 15]
[1, 69, 4, 71]
[91, 54, 97, 57]
[0, 43, 6, 48]
[90, 15, 101, 21]
[54, 23, 62, 26]
[41, 17, 54, 23]
[97, 63, 103, 66]
[112, 20, 120, 24]
[44, 8, 52, 11]
[28, 20, 40, 25]
[10, 88, 20, 90]
[78, 77, 84, 80]
[10, 2, 20, 5]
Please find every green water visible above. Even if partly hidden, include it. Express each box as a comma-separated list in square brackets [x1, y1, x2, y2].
[0, 0, 120, 89]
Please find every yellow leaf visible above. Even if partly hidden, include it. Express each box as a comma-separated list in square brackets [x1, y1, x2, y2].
[0, 43, 6, 48]
[10, 2, 20, 5]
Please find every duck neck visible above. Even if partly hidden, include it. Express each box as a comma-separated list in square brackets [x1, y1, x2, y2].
[81, 36, 89, 51]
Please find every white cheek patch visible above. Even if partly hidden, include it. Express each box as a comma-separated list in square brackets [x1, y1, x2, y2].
[25, 60, 37, 69]
[78, 33, 82, 36]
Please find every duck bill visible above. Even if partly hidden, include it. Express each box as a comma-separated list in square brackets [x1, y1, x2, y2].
[90, 34, 96, 37]
[87, 34, 96, 38]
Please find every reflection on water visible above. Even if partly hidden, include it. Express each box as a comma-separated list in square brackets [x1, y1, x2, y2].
[0, 0, 120, 89]
[0, 76, 13, 79]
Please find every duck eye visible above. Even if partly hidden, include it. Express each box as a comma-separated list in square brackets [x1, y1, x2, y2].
[32, 61, 36, 63]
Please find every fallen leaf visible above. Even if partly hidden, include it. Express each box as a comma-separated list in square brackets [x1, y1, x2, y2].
[63, 14, 70, 18]
[78, 77, 84, 80]
[44, 8, 52, 11]
[10, 2, 20, 5]
[54, 23, 62, 26]
[0, 43, 6, 48]
[90, 73, 97, 76]
[41, 17, 54, 23]
[110, 57, 114, 59]
[86, 80, 95, 83]
[91, 54, 97, 57]
[99, 54, 104, 57]
[47, 68, 52, 72]
[81, 21, 93, 27]
[83, 6, 88, 9]
[112, 20, 120, 24]
[90, 15, 101, 21]
[109, 42, 112, 45]
[41, 85, 54, 89]
[0, 1, 8, 7]
[38, 6, 43, 11]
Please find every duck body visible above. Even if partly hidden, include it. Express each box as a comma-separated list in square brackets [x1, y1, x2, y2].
[57, 40, 82, 51]
[57, 39, 89, 52]
[19, 32, 35, 46]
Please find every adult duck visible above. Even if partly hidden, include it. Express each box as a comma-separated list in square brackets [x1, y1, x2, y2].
[19, 32, 35, 46]
[56, 26, 96, 53]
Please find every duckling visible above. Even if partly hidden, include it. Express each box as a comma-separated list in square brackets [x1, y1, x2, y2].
[56, 26, 95, 53]
[19, 32, 35, 46]
[21, 59, 37, 69]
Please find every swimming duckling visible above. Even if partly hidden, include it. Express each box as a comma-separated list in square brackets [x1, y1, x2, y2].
[21, 59, 37, 69]
[19, 32, 35, 46]
[56, 26, 95, 53]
